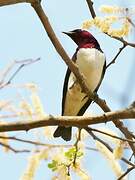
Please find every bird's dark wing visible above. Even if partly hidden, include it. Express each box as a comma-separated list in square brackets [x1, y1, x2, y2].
[77, 57, 106, 116]
[62, 68, 71, 115]
[54, 65, 72, 141]
[62, 53, 77, 115]
[77, 98, 92, 116]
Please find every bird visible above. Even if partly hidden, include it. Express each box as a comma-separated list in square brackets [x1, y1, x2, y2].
[53, 29, 106, 141]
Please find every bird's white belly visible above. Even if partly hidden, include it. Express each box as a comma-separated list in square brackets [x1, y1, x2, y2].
[63, 48, 105, 116]
[77, 48, 105, 91]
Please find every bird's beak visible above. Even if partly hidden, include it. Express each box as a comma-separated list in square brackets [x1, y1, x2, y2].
[62, 31, 74, 36]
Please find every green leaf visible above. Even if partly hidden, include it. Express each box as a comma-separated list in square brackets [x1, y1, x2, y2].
[77, 151, 83, 158]
[65, 147, 84, 161]
[48, 160, 58, 171]
[65, 147, 76, 160]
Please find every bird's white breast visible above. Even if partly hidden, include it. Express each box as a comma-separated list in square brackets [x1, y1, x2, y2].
[76, 48, 105, 91]
[64, 48, 105, 116]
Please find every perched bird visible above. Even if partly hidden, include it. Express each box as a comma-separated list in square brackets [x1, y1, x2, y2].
[53, 29, 106, 141]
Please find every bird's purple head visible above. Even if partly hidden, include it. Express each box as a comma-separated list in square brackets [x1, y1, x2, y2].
[63, 29, 100, 49]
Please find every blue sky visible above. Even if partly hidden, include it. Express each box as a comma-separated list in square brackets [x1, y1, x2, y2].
[0, 0, 135, 179]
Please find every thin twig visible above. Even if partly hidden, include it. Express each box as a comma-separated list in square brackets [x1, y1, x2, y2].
[0, 58, 40, 89]
[106, 44, 126, 69]
[73, 128, 82, 165]
[0, 142, 30, 153]
[89, 127, 135, 144]
[7, 58, 40, 84]
[85, 127, 113, 151]
[0, 135, 71, 148]
[85, 127, 135, 168]
[127, 18, 135, 28]
[117, 167, 134, 180]
[86, 0, 96, 18]
[0, 135, 101, 152]
[0, 61, 15, 85]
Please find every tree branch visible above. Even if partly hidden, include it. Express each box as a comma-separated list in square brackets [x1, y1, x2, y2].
[0, 106, 135, 133]
[0, 0, 33, 6]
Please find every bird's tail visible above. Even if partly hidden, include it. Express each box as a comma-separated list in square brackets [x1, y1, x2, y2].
[53, 126, 72, 141]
